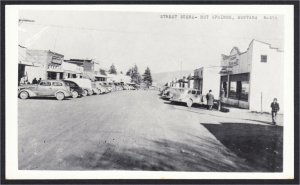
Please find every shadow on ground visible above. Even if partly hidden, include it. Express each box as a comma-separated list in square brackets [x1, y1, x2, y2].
[201, 122, 283, 172]
[23, 97, 73, 101]
[63, 137, 255, 171]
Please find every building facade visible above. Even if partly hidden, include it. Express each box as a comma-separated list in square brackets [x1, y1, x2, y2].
[193, 67, 220, 96]
[220, 40, 284, 113]
[23, 49, 64, 82]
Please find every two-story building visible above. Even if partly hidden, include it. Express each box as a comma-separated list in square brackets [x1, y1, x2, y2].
[220, 39, 284, 113]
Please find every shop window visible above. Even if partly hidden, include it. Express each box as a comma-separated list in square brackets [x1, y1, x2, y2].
[261, 55, 267, 63]
[229, 81, 237, 98]
[222, 81, 228, 97]
[240, 81, 249, 101]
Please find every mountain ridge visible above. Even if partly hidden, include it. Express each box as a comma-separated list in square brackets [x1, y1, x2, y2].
[152, 70, 194, 86]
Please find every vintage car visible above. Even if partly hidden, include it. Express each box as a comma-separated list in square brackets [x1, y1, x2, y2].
[100, 82, 113, 92]
[160, 86, 170, 96]
[170, 88, 205, 107]
[162, 87, 185, 100]
[18, 80, 72, 100]
[92, 81, 109, 94]
[64, 78, 94, 96]
[62, 80, 84, 98]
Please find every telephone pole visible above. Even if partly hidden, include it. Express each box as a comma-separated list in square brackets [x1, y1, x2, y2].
[18, 18, 35, 26]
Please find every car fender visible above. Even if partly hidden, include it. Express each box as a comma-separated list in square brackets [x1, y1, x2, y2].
[19, 89, 36, 97]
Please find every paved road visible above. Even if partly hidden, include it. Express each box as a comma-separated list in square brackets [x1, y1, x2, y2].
[18, 90, 282, 171]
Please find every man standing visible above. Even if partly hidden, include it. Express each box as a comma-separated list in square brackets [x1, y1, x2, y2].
[37, 78, 42, 84]
[206, 90, 214, 110]
[271, 98, 280, 125]
[32, 78, 38, 84]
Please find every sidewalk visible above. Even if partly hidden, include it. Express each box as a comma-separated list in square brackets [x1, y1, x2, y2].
[173, 104, 283, 126]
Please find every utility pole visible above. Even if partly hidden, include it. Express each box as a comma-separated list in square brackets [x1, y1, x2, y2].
[18, 18, 35, 26]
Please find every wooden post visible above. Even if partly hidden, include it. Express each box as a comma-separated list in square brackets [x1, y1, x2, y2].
[261, 92, 263, 113]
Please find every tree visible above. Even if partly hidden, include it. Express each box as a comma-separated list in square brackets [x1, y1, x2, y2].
[126, 65, 141, 84]
[131, 64, 142, 84]
[109, 64, 117, 74]
[143, 67, 152, 87]
[126, 68, 132, 76]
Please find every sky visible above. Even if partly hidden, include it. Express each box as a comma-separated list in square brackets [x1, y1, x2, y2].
[19, 10, 284, 74]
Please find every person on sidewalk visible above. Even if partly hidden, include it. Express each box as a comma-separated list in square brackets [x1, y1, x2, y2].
[32, 78, 38, 84]
[271, 98, 280, 125]
[206, 90, 214, 110]
[37, 78, 42, 84]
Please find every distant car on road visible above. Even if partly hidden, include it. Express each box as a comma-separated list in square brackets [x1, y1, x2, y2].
[170, 88, 205, 107]
[18, 80, 72, 100]
[62, 80, 84, 98]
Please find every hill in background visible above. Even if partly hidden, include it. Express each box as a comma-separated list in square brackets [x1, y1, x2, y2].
[152, 70, 193, 86]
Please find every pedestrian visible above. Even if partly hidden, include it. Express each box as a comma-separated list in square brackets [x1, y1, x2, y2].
[32, 78, 38, 84]
[37, 78, 42, 84]
[206, 90, 214, 110]
[271, 98, 280, 125]
[20, 76, 25, 85]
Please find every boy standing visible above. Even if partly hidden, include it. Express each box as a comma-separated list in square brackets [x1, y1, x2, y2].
[271, 98, 280, 125]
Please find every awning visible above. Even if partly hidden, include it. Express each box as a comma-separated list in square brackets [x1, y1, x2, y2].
[95, 74, 107, 78]
[63, 70, 82, 74]
[19, 61, 44, 67]
[47, 69, 64, 73]
[19, 61, 34, 66]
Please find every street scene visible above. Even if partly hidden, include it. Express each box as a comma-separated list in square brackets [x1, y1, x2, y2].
[17, 10, 284, 172]
[18, 90, 283, 171]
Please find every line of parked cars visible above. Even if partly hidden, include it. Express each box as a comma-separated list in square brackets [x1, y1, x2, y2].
[18, 78, 136, 100]
[159, 86, 219, 108]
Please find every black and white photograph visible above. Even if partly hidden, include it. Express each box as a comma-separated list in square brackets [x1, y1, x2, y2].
[3, 4, 296, 180]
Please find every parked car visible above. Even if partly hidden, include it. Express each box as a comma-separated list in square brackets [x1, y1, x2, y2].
[162, 87, 185, 100]
[170, 88, 205, 107]
[62, 80, 84, 98]
[64, 78, 93, 96]
[18, 80, 72, 100]
[160, 86, 170, 96]
[92, 81, 109, 94]
[100, 82, 113, 92]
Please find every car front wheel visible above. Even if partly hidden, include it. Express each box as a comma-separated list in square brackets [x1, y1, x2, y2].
[82, 89, 88, 97]
[56, 92, 65, 100]
[19, 91, 29, 100]
[186, 99, 193, 108]
[72, 91, 79, 98]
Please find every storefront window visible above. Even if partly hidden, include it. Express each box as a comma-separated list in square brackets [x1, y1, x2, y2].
[240, 81, 249, 101]
[229, 80, 249, 102]
[229, 81, 237, 98]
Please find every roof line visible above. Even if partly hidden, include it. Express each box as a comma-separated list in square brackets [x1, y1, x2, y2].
[222, 39, 284, 56]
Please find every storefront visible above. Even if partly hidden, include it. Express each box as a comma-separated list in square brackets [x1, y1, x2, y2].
[220, 40, 283, 112]
[61, 61, 84, 79]
[18, 46, 45, 84]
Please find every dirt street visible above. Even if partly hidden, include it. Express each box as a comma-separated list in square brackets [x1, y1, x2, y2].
[18, 90, 282, 171]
